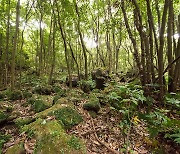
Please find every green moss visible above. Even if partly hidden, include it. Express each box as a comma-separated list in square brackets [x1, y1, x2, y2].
[14, 117, 34, 128]
[23, 119, 86, 154]
[35, 102, 69, 119]
[83, 97, 101, 113]
[28, 97, 48, 113]
[33, 85, 53, 95]
[28, 95, 54, 113]
[54, 107, 83, 129]
[5, 142, 25, 154]
[54, 97, 70, 105]
[68, 136, 84, 150]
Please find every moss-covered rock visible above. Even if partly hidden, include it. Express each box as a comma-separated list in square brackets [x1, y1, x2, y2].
[79, 80, 95, 93]
[23, 119, 86, 154]
[14, 117, 34, 128]
[33, 85, 54, 95]
[28, 95, 53, 113]
[83, 97, 101, 113]
[55, 97, 70, 105]
[28, 98, 48, 113]
[54, 107, 83, 129]
[35, 103, 68, 119]
[5, 142, 25, 154]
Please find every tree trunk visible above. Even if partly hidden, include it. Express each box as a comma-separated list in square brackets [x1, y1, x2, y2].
[48, 15, 56, 85]
[11, 0, 20, 90]
[157, 0, 169, 100]
[167, 0, 174, 92]
[55, 0, 72, 88]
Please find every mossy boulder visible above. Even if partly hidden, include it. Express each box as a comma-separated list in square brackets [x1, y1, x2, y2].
[79, 80, 95, 93]
[54, 97, 70, 105]
[53, 90, 67, 104]
[23, 119, 86, 154]
[35, 103, 68, 119]
[54, 107, 83, 129]
[28, 95, 53, 113]
[83, 97, 101, 113]
[33, 85, 54, 95]
[5, 142, 25, 154]
[14, 117, 34, 128]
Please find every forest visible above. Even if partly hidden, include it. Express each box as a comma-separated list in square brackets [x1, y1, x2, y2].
[0, 0, 180, 153]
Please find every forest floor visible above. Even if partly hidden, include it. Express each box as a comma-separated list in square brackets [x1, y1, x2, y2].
[0, 75, 180, 154]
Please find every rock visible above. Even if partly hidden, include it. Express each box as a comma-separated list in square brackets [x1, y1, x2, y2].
[5, 142, 25, 154]
[22, 119, 86, 154]
[33, 85, 53, 95]
[54, 97, 69, 105]
[54, 106, 83, 129]
[79, 80, 95, 93]
[91, 68, 109, 89]
[83, 97, 101, 113]
[28, 95, 53, 113]
[95, 76, 106, 89]
[14, 117, 34, 128]
[66, 75, 79, 87]
[53, 89, 66, 104]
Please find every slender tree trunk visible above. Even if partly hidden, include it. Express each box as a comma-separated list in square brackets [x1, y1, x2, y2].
[39, 12, 43, 76]
[69, 42, 80, 80]
[157, 0, 169, 100]
[48, 15, 56, 85]
[11, 0, 20, 90]
[4, 0, 11, 87]
[55, 0, 72, 88]
[167, 0, 174, 92]
[121, 0, 143, 85]
[173, 15, 180, 92]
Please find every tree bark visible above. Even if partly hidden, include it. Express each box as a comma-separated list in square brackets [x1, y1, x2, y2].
[11, 0, 20, 90]
[157, 0, 169, 100]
